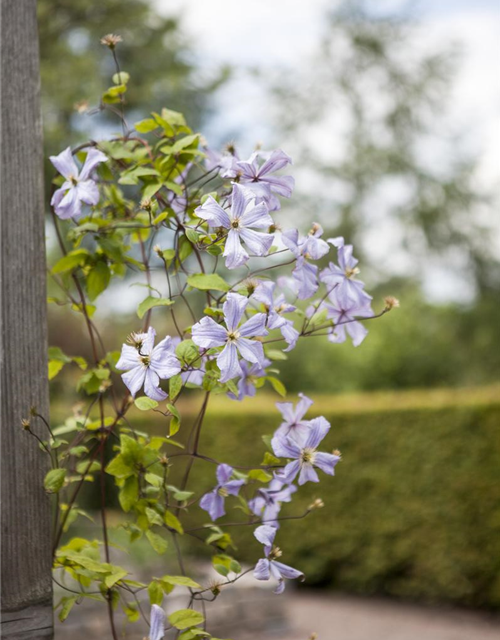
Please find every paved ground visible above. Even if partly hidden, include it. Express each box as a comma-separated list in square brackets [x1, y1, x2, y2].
[55, 589, 500, 639]
[271, 592, 500, 640]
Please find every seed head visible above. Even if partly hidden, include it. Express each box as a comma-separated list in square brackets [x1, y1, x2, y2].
[100, 33, 122, 49]
[384, 296, 400, 311]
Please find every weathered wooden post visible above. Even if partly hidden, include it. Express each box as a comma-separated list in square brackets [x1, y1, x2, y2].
[1, 0, 54, 637]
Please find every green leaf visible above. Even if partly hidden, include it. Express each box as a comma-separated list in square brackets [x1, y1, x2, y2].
[169, 609, 205, 630]
[164, 511, 184, 534]
[248, 469, 273, 483]
[167, 403, 181, 436]
[135, 118, 159, 133]
[48, 359, 65, 380]
[58, 596, 77, 622]
[266, 376, 286, 397]
[213, 563, 229, 577]
[105, 454, 134, 479]
[146, 507, 164, 526]
[187, 273, 230, 292]
[52, 249, 90, 274]
[172, 134, 199, 153]
[169, 375, 183, 401]
[86, 262, 111, 301]
[185, 228, 200, 244]
[148, 580, 163, 605]
[265, 349, 288, 361]
[146, 530, 168, 554]
[44, 469, 66, 493]
[161, 575, 201, 589]
[118, 476, 138, 512]
[105, 568, 128, 588]
[137, 296, 174, 319]
[134, 397, 159, 411]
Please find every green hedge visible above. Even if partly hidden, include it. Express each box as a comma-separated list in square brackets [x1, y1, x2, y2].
[150, 388, 500, 609]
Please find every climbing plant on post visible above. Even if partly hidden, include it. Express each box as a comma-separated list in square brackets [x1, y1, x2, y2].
[0, 1, 53, 639]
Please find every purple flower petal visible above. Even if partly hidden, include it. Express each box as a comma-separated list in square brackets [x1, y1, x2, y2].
[304, 416, 330, 449]
[254, 558, 271, 581]
[50, 147, 78, 180]
[144, 368, 168, 401]
[76, 180, 100, 206]
[192, 316, 227, 349]
[298, 464, 319, 485]
[238, 312, 268, 338]
[217, 342, 242, 383]
[195, 196, 231, 229]
[149, 604, 165, 640]
[239, 201, 273, 229]
[78, 148, 107, 181]
[121, 366, 146, 398]
[314, 452, 340, 476]
[273, 560, 304, 581]
[225, 479, 245, 496]
[238, 228, 274, 256]
[223, 293, 248, 332]
[235, 337, 265, 364]
[216, 463, 233, 485]
[223, 229, 249, 269]
[254, 524, 276, 550]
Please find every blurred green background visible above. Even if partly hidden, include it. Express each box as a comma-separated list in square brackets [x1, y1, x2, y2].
[40, 0, 500, 611]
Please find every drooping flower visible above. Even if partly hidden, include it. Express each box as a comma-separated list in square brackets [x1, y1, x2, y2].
[326, 287, 374, 347]
[200, 464, 245, 521]
[116, 328, 181, 401]
[281, 225, 330, 299]
[50, 147, 107, 219]
[274, 393, 313, 443]
[195, 184, 274, 269]
[235, 149, 295, 211]
[191, 293, 268, 383]
[148, 604, 165, 640]
[320, 237, 371, 306]
[252, 281, 299, 352]
[227, 358, 271, 402]
[271, 417, 340, 485]
[249, 476, 297, 528]
[253, 525, 303, 593]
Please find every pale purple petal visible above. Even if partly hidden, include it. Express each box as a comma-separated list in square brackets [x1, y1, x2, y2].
[239, 228, 274, 256]
[281, 228, 300, 257]
[116, 345, 140, 370]
[76, 180, 100, 206]
[217, 342, 242, 383]
[282, 460, 301, 483]
[216, 463, 233, 486]
[346, 320, 369, 347]
[192, 316, 227, 348]
[223, 229, 249, 269]
[235, 337, 265, 364]
[79, 148, 107, 181]
[225, 479, 245, 496]
[50, 147, 78, 180]
[281, 321, 299, 352]
[149, 604, 165, 640]
[252, 280, 275, 307]
[273, 578, 286, 594]
[254, 558, 271, 581]
[230, 183, 254, 219]
[200, 490, 225, 521]
[273, 560, 304, 581]
[195, 196, 231, 228]
[314, 452, 340, 476]
[223, 293, 248, 332]
[259, 174, 295, 198]
[271, 435, 301, 459]
[292, 258, 319, 300]
[304, 416, 330, 449]
[238, 312, 268, 338]
[54, 186, 82, 219]
[240, 202, 273, 229]
[298, 464, 319, 485]
[121, 366, 146, 398]
[143, 368, 168, 401]
[254, 524, 276, 550]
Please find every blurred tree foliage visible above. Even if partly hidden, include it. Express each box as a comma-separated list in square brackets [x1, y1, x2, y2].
[271, 1, 499, 296]
[38, 0, 227, 165]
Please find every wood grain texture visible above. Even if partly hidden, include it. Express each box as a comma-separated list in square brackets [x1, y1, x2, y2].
[1, 0, 53, 637]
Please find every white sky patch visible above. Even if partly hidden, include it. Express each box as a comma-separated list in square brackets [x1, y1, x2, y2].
[154, 0, 499, 304]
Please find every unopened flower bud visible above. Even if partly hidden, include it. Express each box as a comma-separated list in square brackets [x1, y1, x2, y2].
[74, 100, 89, 114]
[100, 33, 122, 49]
[21, 418, 30, 430]
[308, 498, 324, 510]
[140, 197, 152, 211]
[159, 455, 169, 466]
[333, 449, 341, 458]
[153, 245, 163, 257]
[384, 296, 400, 311]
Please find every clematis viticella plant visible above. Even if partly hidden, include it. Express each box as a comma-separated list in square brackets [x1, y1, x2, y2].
[25, 35, 398, 639]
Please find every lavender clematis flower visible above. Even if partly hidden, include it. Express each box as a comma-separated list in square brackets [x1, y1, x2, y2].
[149, 604, 165, 640]
[116, 328, 181, 401]
[195, 184, 274, 269]
[252, 280, 299, 352]
[326, 287, 374, 347]
[227, 358, 271, 401]
[282, 225, 330, 299]
[271, 417, 341, 485]
[200, 464, 245, 521]
[253, 525, 304, 593]
[235, 149, 295, 211]
[50, 147, 107, 219]
[320, 237, 371, 306]
[191, 293, 268, 383]
[249, 477, 297, 528]
[274, 393, 313, 443]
